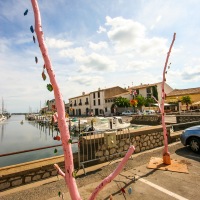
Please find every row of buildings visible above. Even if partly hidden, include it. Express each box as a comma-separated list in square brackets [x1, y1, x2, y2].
[40, 82, 200, 116]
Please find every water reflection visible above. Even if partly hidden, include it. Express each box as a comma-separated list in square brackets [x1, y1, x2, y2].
[0, 123, 5, 142]
[0, 115, 77, 167]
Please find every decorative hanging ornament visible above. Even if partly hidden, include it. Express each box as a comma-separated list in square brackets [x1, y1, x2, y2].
[54, 148, 58, 153]
[72, 170, 77, 178]
[30, 25, 34, 33]
[33, 35, 36, 43]
[53, 135, 60, 141]
[35, 56, 38, 63]
[121, 188, 126, 193]
[128, 187, 132, 194]
[68, 138, 73, 144]
[47, 84, 53, 92]
[42, 71, 46, 81]
[24, 9, 28, 16]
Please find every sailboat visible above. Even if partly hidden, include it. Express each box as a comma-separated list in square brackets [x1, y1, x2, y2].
[0, 97, 10, 121]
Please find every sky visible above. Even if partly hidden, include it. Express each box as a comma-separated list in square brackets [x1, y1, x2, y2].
[1, 0, 200, 113]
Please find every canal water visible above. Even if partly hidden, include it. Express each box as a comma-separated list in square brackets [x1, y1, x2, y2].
[0, 115, 77, 168]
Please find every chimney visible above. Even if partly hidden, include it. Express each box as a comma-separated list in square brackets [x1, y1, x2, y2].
[82, 92, 85, 95]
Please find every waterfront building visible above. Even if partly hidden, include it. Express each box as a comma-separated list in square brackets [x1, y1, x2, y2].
[166, 87, 200, 110]
[68, 86, 128, 116]
[126, 82, 173, 102]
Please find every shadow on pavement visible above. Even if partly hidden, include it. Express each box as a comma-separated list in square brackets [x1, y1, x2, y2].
[175, 146, 200, 162]
[104, 168, 158, 200]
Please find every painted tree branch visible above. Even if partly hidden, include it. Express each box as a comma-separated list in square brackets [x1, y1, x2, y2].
[31, 1, 135, 199]
[89, 146, 135, 200]
[152, 96, 161, 112]
[161, 33, 176, 161]
[31, 1, 81, 199]
[54, 164, 65, 178]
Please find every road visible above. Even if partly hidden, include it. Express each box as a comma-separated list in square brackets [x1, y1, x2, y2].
[1, 142, 199, 200]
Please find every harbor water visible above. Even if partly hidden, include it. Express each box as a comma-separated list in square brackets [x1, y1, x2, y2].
[0, 115, 77, 168]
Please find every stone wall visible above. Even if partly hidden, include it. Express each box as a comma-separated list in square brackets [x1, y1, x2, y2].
[80, 126, 168, 165]
[130, 115, 161, 125]
[176, 115, 200, 123]
[94, 131, 164, 162]
[172, 120, 200, 131]
[0, 153, 79, 192]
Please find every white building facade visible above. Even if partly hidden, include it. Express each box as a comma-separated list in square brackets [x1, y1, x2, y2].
[68, 87, 128, 116]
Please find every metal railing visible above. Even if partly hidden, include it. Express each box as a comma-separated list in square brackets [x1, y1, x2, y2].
[78, 127, 131, 174]
[0, 141, 78, 158]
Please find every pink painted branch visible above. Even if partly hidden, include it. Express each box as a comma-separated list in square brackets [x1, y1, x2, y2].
[152, 96, 161, 112]
[31, 1, 81, 199]
[54, 164, 65, 178]
[161, 33, 176, 156]
[31, 1, 136, 199]
[89, 145, 135, 200]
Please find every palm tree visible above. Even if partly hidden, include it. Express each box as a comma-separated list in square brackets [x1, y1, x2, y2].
[181, 96, 191, 110]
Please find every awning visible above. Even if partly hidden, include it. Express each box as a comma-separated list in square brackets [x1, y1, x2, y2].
[192, 101, 200, 105]
[153, 103, 171, 106]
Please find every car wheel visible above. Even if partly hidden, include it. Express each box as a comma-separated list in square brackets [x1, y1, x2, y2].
[189, 137, 200, 153]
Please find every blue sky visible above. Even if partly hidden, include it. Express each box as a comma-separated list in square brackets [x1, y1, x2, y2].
[1, 0, 200, 113]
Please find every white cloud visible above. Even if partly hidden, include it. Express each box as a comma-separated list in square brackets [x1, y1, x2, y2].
[125, 60, 155, 71]
[89, 41, 108, 51]
[139, 37, 168, 56]
[150, 15, 162, 30]
[181, 65, 200, 81]
[59, 47, 85, 58]
[0, 38, 10, 53]
[97, 26, 106, 33]
[68, 75, 104, 86]
[106, 16, 146, 46]
[45, 37, 73, 49]
[104, 16, 168, 57]
[77, 53, 116, 72]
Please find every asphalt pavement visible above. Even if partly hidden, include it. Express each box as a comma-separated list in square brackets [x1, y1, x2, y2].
[0, 142, 200, 200]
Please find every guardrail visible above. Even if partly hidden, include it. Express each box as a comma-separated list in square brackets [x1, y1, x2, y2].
[78, 128, 131, 174]
[0, 142, 78, 158]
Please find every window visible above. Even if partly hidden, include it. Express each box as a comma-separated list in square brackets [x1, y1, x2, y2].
[93, 93, 95, 99]
[98, 91, 100, 98]
[146, 87, 151, 94]
[105, 100, 107, 103]
[85, 98, 89, 105]
[93, 100, 96, 106]
[147, 93, 151, 98]
[79, 99, 82, 106]
[98, 99, 100, 105]
[74, 100, 77, 106]
[105, 107, 107, 112]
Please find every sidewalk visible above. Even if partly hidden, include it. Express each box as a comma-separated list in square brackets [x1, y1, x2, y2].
[1, 142, 200, 200]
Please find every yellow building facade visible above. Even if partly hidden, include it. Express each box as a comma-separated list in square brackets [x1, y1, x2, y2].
[166, 87, 200, 110]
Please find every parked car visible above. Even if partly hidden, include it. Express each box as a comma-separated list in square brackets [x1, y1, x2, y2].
[180, 125, 200, 153]
[143, 110, 156, 115]
[121, 110, 134, 115]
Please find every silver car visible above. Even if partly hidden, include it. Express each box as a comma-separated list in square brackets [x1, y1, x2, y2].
[180, 125, 200, 153]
